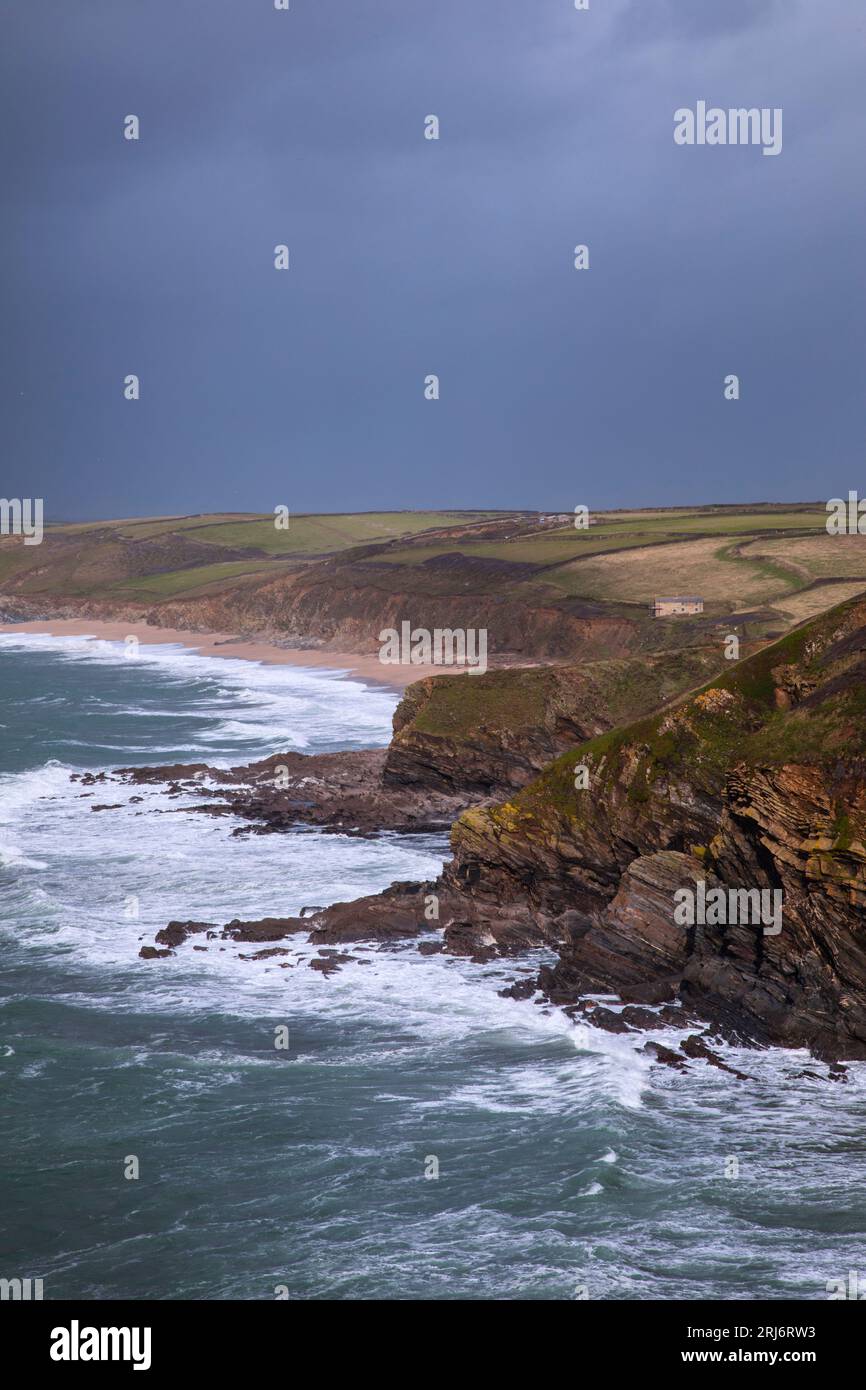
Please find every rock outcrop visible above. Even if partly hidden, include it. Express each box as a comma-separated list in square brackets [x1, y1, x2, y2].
[77, 749, 472, 837]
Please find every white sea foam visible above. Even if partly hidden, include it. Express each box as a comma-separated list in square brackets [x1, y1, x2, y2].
[3, 633, 864, 1127]
[0, 844, 48, 870]
[0, 632, 396, 756]
[0, 749, 668, 1116]
[0, 752, 810, 1119]
[0, 759, 73, 823]
[567, 1020, 657, 1110]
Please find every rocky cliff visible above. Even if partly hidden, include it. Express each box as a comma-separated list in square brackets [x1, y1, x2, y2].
[384, 649, 725, 795]
[444, 596, 866, 1057]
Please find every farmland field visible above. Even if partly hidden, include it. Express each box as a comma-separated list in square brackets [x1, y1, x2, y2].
[540, 537, 797, 609]
[2, 505, 863, 636]
[740, 533, 866, 580]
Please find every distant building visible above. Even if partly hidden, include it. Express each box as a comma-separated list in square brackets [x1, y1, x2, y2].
[652, 595, 704, 617]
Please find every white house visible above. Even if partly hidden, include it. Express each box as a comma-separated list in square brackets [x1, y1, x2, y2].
[652, 595, 704, 617]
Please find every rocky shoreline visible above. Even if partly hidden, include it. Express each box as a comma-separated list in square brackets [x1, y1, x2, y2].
[74, 748, 474, 837]
[85, 595, 866, 1068]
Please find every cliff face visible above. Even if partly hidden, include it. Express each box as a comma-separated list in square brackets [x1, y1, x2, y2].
[246, 565, 647, 659]
[444, 597, 866, 1058]
[384, 650, 725, 795]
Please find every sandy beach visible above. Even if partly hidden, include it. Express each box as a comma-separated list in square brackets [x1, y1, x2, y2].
[0, 619, 453, 690]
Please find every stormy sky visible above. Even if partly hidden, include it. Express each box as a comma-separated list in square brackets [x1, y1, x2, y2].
[1, 0, 864, 521]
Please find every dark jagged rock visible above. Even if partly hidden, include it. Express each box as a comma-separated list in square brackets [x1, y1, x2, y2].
[307, 880, 438, 945]
[679, 1034, 753, 1080]
[541, 853, 710, 999]
[155, 921, 214, 948]
[309, 951, 355, 976]
[103, 749, 476, 837]
[222, 917, 307, 942]
[238, 947, 291, 961]
[619, 1004, 679, 1029]
[581, 1006, 633, 1034]
[643, 1042, 689, 1072]
[498, 977, 538, 1000]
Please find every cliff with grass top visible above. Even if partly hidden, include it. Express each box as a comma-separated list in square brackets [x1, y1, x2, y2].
[384, 647, 726, 795]
[442, 595, 866, 1057]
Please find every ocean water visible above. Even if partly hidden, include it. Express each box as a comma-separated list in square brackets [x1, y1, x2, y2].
[1, 632, 865, 1302]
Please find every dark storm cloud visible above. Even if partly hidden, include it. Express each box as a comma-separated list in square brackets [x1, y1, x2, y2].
[1, 0, 864, 520]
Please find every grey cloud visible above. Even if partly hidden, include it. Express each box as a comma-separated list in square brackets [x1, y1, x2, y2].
[0, 0, 863, 519]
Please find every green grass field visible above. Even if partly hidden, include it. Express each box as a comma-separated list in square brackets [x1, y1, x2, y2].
[3, 506, 861, 631]
[0, 511, 505, 598]
[109, 560, 284, 599]
[378, 511, 828, 569]
[113, 511, 500, 555]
